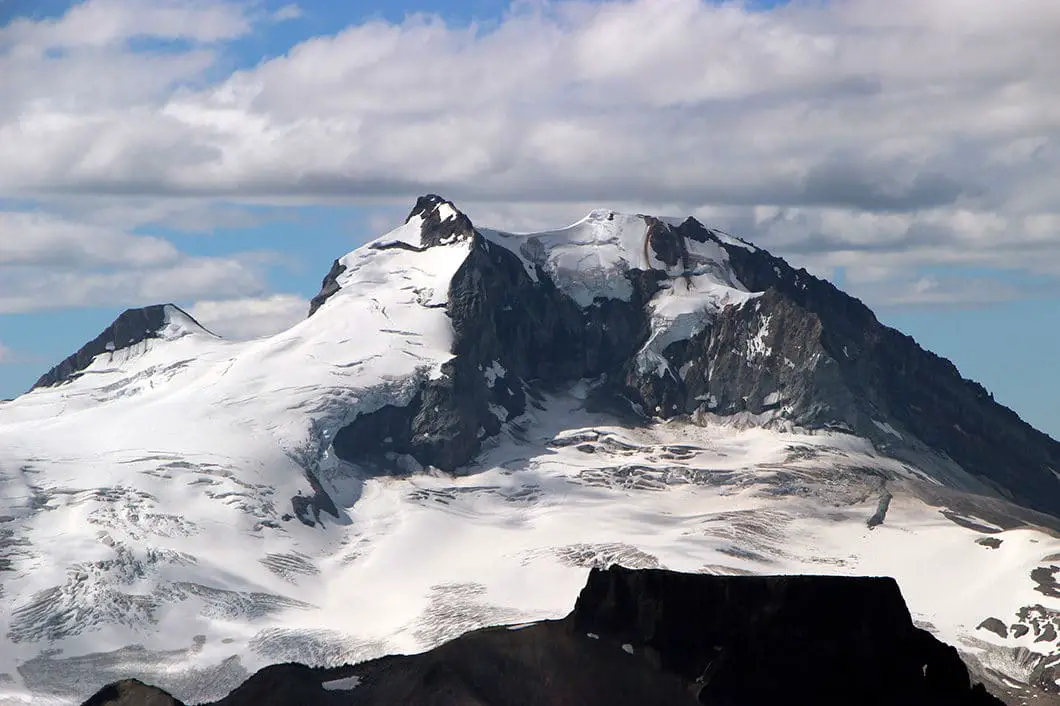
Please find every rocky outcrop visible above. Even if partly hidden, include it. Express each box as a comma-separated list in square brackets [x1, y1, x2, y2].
[31, 305, 208, 390]
[80, 568, 1005, 706]
[307, 260, 347, 317]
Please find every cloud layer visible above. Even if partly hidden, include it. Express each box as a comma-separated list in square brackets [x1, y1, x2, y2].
[2, 0, 1059, 310]
[188, 294, 308, 339]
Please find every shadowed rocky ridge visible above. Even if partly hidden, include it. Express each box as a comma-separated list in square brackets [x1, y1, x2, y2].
[80, 568, 1004, 706]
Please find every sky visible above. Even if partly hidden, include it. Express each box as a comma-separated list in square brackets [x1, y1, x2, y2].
[0, 0, 1058, 440]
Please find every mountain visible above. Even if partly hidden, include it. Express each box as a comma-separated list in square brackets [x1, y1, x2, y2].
[83, 567, 1003, 706]
[0, 195, 1058, 705]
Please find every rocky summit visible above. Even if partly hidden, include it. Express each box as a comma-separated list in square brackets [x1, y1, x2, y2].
[81, 568, 1003, 706]
[2, 196, 1058, 706]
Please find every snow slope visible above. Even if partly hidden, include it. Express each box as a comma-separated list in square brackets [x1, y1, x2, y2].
[0, 201, 1057, 705]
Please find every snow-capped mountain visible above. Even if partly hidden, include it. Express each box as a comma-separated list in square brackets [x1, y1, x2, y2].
[1, 195, 1058, 705]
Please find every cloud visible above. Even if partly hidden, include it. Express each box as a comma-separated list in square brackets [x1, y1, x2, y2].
[0, 0, 251, 49]
[0, 211, 179, 266]
[1, 0, 1059, 309]
[0, 209, 276, 313]
[188, 294, 308, 339]
[34, 195, 282, 233]
[4, 0, 1056, 204]
[271, 4, 302, 22]
[0, 257, 269, 314]
[0, 341, 13, 363]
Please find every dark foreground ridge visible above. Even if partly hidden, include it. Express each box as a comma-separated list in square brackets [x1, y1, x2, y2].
[82, 567, 1004, 706]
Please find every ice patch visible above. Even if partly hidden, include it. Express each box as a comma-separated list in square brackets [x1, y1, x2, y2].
[745, 314, 773, 360]
[437, 202, 458, 222]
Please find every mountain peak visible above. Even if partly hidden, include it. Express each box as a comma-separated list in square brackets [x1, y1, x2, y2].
[406, 193, 476, 248]
[32, 304, 214, 390]
[309, 194, 478, 317]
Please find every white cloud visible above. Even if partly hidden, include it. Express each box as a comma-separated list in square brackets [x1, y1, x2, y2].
[7, 0, 1057, 205]
[188, 294, 308, 340]
[0, 210, 275, 313]
[271, 4, 302, 22]
[0, 211, 179, 266]
[1, 0, 1059, 308]
[0, 341, 13, 364]
[0, 257, 269, 314]
[0, 0, 251, 49]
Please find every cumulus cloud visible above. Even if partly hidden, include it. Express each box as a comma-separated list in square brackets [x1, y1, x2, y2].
[188, 294, 308, 340]
[0, 258, 269, 314]
[1, 0, 1059, 308]
[0, 210, 274, 313]
[0, 211, 179, 266]
[0, 0, 252, 48]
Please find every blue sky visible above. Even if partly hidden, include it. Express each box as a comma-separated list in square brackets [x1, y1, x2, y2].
[1, 0, 1058, 440]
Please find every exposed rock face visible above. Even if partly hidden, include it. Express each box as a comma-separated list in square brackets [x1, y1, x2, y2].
[705, 241, 1060, 516]
[80, 568, 1004, 706]
[32, 305, 208, 390]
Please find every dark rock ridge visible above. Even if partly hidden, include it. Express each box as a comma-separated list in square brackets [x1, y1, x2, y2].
[326, 196, 1060, 518]
[32, 305, 210, 390]
[81, 568, 1004, 706]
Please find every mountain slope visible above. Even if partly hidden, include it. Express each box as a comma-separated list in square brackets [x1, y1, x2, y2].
[1, 196, 1058, 705]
